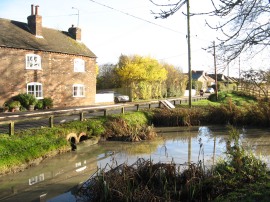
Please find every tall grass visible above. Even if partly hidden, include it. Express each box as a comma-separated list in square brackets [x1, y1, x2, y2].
[150, 94, 270, 127]
[103, 112, 156, 141]
[77, 126, 270, 202]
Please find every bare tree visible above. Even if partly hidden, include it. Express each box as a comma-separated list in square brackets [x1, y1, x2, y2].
[150, 0, 270, 63]
[207, 0, 270, 63]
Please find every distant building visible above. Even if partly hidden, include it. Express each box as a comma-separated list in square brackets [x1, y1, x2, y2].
[0, 5, 97, 107]
[191, 70, 215, 90]
[207, 74, 238, 85]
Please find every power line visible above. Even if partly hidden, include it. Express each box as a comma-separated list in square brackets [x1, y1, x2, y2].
[88, 0, 213, 44]
[89, 0, 186, 35]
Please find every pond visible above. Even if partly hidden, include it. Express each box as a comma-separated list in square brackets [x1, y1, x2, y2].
[0, 126, 269, 202]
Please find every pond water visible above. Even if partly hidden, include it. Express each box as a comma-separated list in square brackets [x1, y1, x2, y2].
[0, 126, 269, 202]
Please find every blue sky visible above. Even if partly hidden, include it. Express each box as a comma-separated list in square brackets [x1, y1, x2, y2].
[1, 0, 265, 76]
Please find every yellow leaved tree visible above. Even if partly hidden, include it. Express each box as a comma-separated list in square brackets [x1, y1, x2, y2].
[117, 54, 168, 100]
[162, 63, 187, 97]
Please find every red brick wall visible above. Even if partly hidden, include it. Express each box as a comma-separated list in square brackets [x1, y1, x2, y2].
[0, 47, 96, 107]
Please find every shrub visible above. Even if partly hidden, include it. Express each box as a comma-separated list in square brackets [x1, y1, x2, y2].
[14, 93, 37, 108]
[211, 126, 268, 200]
[43, 97, 53, 109]
[151, 108, 205, 127]
[8, 100, 21, 110]
[208, 93, 217, 102]
[35, 100, 44, 109]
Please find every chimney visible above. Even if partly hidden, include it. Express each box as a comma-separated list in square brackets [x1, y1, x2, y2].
[68, 25, 81, 41]
[27, 4, 42, 37]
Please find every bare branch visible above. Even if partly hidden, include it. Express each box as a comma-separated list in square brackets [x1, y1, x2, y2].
[150, 0, 187, 18]
[150, 0, 270, 64]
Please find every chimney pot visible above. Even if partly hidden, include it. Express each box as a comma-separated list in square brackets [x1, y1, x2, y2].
[35, 5, 39, 15]
[31, 4, 34, 15]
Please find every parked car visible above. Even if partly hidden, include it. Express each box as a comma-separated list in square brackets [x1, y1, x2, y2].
[205, 88, 215, 93]
[98, 91, 130, 103]
[114, 93, 129, 103]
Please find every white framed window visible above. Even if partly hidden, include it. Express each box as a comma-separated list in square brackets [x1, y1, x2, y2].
[27, 82, 43, 99]
[74, 58, 85, 72]
[25, 54, 42, 69]
[73, 84, 85, 97]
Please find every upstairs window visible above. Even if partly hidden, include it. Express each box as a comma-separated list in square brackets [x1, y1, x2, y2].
[26, 54, 42, 69]
[74, 58, 85, 72]
[73, 84, 85, 97]
[27, 82, 43, 99]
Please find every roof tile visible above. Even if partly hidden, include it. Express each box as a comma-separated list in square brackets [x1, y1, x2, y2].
[0, 18, 96, 58]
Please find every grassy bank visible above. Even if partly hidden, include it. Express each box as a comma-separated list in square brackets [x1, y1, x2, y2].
[1, 91, 270, 200]
[151, 91, 270, 127]
[0, 112, 152, 176]
[1, 91, 270, 176]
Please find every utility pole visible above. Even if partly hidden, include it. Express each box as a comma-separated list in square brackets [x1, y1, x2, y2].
[213, 41, 218, 100]
[187, 0, 192, 108]
[238, 57, 241, 90]
[227, 62, 229, 87]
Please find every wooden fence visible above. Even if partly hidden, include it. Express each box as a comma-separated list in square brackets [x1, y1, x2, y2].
[237, 86, 270, 99]
[0, 97, 207, 136]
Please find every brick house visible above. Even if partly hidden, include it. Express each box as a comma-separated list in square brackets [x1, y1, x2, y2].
[0, 5, 97, 108]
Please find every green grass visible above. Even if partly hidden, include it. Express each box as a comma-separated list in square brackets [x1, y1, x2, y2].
[181, 91, 257, 108]
[150, 91, 270, 127]
[108, 111, 150, 126]
[218, 91, 257, 106]
[0, 112, 152, 175]
[0, 130, 69, 174]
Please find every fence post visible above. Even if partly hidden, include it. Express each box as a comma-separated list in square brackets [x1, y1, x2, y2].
[121, 107, 125, 114]
[80, 112, 84, 121]
[9, 121, 14, 136]
[148, 103, 151, 109]
[136, 104, 139, 111]
[104, 109, 107, 117]
[49, 116, 54, 128]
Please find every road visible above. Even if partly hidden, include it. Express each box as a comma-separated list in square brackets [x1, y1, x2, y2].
[0, 102, 160, 134]
[0, 96, 207, 134]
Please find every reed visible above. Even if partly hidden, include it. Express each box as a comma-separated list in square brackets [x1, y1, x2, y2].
[77, 126, 270, 201]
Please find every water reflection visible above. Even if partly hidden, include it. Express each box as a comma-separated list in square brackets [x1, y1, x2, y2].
[0, 126, 269, 202]
[29, 173, 45, 186]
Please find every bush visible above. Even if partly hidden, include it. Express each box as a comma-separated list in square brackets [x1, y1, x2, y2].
[43, 97, 53, 109]
[14, 93, 37, 108]
[8, 100, 21, 110]
[151, 108, 204, 127]
[35, 100, 44, 109]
